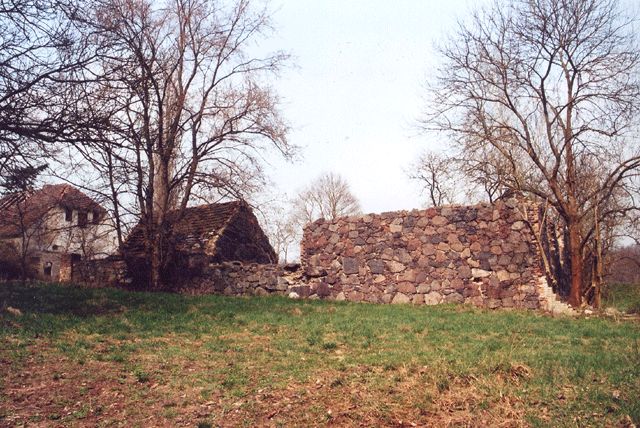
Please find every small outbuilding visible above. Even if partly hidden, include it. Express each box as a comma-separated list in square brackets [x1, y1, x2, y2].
[121, 201, 276, 284]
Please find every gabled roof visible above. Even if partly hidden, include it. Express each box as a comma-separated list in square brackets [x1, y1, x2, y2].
[0, 184, 107, 238]
[121, 201, 244, 258]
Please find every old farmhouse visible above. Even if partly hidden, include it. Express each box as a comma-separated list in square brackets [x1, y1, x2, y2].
[0, 184, 118, 280]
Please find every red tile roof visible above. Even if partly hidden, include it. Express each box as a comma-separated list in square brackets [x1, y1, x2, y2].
[0, 184, 107, 238]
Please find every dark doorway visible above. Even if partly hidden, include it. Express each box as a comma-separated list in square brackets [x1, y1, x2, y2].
[43, 262, 52, 277]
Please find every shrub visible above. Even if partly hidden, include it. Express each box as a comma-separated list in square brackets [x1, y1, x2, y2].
[0, 242, 21, 280]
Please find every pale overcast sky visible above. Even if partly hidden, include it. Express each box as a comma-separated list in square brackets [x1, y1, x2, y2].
[260, 0, 487, 214]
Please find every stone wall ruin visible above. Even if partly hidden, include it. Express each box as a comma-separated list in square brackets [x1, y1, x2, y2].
[300, 199, 547, 309]
[66, 198, 571, 312]
[71, 257, 130, 288]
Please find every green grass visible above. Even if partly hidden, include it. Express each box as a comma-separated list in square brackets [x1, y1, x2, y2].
[1, 281, 639, 426]
[604, 282, 640, 314]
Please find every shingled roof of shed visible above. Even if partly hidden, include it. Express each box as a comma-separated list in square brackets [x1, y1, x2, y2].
[0, 184, 107, 238]
[121, 201, 244, 257]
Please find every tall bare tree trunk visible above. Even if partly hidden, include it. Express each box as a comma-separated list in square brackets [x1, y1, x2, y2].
[149, 155, 171, 290]
[567, 221, 583, 307]
[592, 205, 603, 308]
[150, 182, 167, 290]
[20, 233, 28, 281]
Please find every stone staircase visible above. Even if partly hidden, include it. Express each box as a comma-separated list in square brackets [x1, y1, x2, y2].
[536, 277, 578, 316]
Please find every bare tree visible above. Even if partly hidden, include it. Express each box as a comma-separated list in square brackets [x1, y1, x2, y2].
[0, 0, 92, 174]
[454, 145, 514, 204]
[268, 214, 298, 264]
[0, 166, 47, 278]
[408, 151, 457, 207]
[424, 0, 640, 307]
[64, 0, 291, 289]
[606, 245, 640, 284]
[409, 149, 512, 205]
[293, 172, 361, 225]
[258, 195, 300, 264]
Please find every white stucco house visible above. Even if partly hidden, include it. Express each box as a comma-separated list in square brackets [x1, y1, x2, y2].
[0, 184, 118, 280]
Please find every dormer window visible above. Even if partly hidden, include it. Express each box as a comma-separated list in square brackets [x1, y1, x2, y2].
[92, 210, 100, 224]
[65, 207, 72, 222]
[77, 211, 88, 228]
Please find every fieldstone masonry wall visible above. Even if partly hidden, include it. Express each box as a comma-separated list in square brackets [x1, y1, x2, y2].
[172, 261, 289, 295]
[68, 198, 571, 312]
[71, 256, 292, 296]
[72, 258, 130, 288]
[300, 199, 545, 309]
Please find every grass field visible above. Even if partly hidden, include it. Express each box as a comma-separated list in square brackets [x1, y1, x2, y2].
[1, 282, 639, 427]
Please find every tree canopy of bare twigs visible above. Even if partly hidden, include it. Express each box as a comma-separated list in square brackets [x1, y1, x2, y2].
[606, 245, 640, 284]
[423, 0, 640, 307]
[409, 149, 512, 205]
[294, 172, 361, 224]
[0, 0, 91, 174]
[257, 194, 300, 264]
[62, 0, 292, 289]
[408, 151, 457, 207]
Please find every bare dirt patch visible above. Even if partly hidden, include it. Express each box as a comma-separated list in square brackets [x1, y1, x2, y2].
[1, 342, 528, 427]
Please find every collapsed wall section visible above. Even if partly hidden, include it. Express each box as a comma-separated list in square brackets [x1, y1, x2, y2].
[301, 199, 545, 309]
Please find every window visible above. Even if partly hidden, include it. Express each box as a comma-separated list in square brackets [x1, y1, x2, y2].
[65, 207, 72, 222]
[77, 211, 88, 228]
[92, 210, 100, 224]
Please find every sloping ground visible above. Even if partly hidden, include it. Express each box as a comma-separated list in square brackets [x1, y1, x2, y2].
[1, 282, 639, 427]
